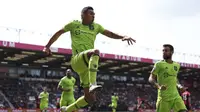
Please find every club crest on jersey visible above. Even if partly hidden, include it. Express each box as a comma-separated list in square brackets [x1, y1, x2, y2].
[75, 30, 80, 35]
[174, 66, 177, 71]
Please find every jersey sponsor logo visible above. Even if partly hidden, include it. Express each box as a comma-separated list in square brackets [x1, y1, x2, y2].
[74, 30, 95, 36]
[163, 72, 176, 78]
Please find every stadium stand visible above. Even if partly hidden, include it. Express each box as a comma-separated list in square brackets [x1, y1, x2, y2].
[0, 40, 200, 111]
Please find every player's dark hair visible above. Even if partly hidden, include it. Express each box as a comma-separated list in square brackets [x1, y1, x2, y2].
[163, 44, 174, 52]
[81, 6, 94, 14]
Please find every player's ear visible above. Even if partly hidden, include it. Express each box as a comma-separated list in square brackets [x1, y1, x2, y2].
[81, 14, 84, 19]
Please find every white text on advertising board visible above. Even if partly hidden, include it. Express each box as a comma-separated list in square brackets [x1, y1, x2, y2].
[115, 55, 141, 62]
[3, 41, 15, 47]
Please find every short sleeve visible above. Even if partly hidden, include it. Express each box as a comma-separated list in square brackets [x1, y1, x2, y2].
[58, 79, 63, 87]
[97, 24, 105, 34]
[38, 93, 43, 98]
[63, 21, 74, 32]
[151, 62, 160, 76]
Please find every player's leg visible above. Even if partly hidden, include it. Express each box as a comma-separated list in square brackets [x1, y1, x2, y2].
[68, 98, 76, 106]
[40, 105, 47, 112]
[68, 98, 77, 112]
[56, 103, 60, 109]
[156, 99, 171, 112]
[72, 49, 102, 98]
[87, 49, 100, 86]
[78, 49, 101, 91]
[112, 108, 116, 112]
[60, 99, 68, 107]
[40, 104, 44, 112]
[61, 50, 100, 112]
[186, 105, 192, 112]
[71, 49, 100, 88]
[61, 73, 90, 112]
[173, 97, 187, 112]
[43, 105, 48, 112]
[112, 104, 117, 112]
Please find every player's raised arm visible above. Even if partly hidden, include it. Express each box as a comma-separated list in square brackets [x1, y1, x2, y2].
[46, 29, 65, 48]
[44, 21, 74, 55]
[102, 30, 136, 45]
[43, 29, 65, 55]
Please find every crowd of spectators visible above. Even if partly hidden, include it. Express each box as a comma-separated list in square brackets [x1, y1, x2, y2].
[1, 73, 200, 111]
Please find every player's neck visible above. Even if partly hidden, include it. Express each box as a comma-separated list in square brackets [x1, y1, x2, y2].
[165, 59, 173, 64]
[82, 21, 89, 25]
[82, 20, 92, 26]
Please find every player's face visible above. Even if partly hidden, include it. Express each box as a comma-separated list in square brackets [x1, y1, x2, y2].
[44, 87, 47, 92]
[163, 47, 172, 59]
[83, 9, 95, 24]
[66, 69, 72, 77]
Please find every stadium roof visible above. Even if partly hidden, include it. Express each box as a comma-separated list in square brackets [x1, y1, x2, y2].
[0, 40, 200, 76]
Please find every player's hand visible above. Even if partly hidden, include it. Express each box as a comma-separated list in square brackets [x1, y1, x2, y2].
[158, 85, 167, 90]
[43, 47, 52, 56]
[122, 36, 136, 45]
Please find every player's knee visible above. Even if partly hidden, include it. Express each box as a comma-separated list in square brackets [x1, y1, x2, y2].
[87, 49, 100, 57]
[93, 49, 100, 55]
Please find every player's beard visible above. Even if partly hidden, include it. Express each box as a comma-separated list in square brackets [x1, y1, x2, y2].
[67, 75, 71, 78]
[89, 20, 94, 25]
[163, 55, 171, 60]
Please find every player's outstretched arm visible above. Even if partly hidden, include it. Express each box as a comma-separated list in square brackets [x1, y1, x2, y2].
[43, 29, 66, 55]
[102, 30, 136, 45]
[45, 29, 65, 48]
